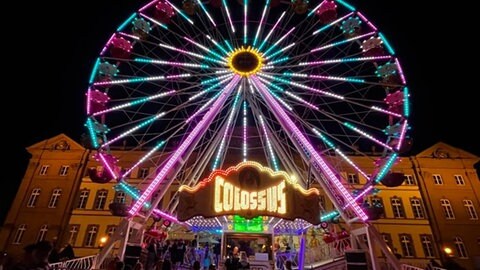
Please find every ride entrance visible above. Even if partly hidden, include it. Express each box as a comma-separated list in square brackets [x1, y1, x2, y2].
[83, 0, 412, 269]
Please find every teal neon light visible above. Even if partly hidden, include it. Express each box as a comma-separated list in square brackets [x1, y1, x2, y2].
[403, 87, 410, 117]
[117, 13, 137, 31]
[378, 32, 395, 55]
[89, 58, 101, 84]
[335, 0, 355, 11]
[85, 118, 99, 149]
[374, 153, 398, 183]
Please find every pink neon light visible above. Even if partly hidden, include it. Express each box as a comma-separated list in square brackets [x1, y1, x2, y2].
[251, 76, 368, 221]
[285, 91, 318, 110]
[396, 120, 408, 151]
[347, 123, 394, 151]
[129, 75, 241, 215]
[301, 55, 391, 66]
[344, 185, 374, 209]
[86, 88, 92, 115]
[103, 112, 165, 147]
[139, 0, 158, 12]
[261, 11, 286, 46]
[152, 209, 180, 223]
[184, 37, 210, 53]
[312, 12, 354, 35]
[119, 32, 140, 40]
[310, 0, 327, 15]
[258, 73, 344, 100]
[101, 34, 116, 56]
[271, 27, 295, 48]
[357, 12, 377, 31]
[395, 58, 406, 84]
[244, 0, 247, 43]
[371, 106, 402, 118]
[311, 32, 375, 52]
[99, 153, 118, 179]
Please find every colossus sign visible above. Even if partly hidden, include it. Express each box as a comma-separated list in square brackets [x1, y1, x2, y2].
[177, 161, 321, 224]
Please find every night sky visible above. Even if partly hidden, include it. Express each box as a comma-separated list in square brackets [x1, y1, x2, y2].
[3, 1, 479, 223]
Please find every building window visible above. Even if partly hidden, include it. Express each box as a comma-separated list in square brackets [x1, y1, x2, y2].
[391, 197, 405, 218]
[106, 225, 117, 237]
[48, 189, 62, 208]
[84, 225, 99, 247]
[404, 174, 416, 185]
[59, 165, 70, 176]
[433, 174, 443, 185]
[454, 175, 465, 186]
[399, 234, 415, 257]
[39, 165, 50, 175]
[381, 233, 393, 248]
[77, 189, 90, 209]
[454, 236, 468, 258]
[441, 199, 455, 219]
[27, 188, 41, 208]
[139, 168, 149, 179]
[12, 224, 27, 244]
[371, 196, 384, 214]
[410, 198, 425, 219]
[463, 200, 478, 220]
[347, 173, 359, 184]
[37, 224, 48, 242]
[94, 189, 108, 210]
[68, 225, 80, 246]
[114, 191, 126, 204]
[420, 235, 435, 258]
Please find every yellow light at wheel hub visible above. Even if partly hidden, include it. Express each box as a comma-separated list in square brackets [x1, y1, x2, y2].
[227, 47, 264, 77]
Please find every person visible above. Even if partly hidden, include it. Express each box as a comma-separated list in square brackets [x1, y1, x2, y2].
[192, 261, 200, 270]
[32, 241, 54, 270]
[237, 252, 249, 270]
[224, 252, 239, 270]
[12, 243, 37, 270]
[284, 260, 292, 270]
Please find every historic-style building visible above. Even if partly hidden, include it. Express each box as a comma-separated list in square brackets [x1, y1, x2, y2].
[1, 135, 479, 269]
[411, 143, 480, 270]
[0, 134, 90, 258]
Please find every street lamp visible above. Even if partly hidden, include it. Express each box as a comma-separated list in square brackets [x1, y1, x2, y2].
[99, 236, 108, 248]
[443, 247, 453, 257]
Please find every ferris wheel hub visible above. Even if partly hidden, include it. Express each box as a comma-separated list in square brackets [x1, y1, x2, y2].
[228, 47, 263, 77]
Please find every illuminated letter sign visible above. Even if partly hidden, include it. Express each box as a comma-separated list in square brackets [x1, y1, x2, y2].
[177, 161, 321, 224]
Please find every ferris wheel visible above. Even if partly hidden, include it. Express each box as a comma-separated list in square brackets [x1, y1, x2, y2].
[84, 0, 410, 229]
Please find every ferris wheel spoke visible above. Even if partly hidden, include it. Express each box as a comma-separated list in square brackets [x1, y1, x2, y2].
[312, 31, 376, 52]
[257, 11, 287, 51]
[258, 72, 345, 100]
[92, 90, 176, 116]
[312, 128, 370, 180]
[263, 27, 296, 56]
[158, 43, 227, 66]
[183, 36, 225, 61]
[252, 0, 271, 47]
[195, 0, 217, 27]
[312, 12, 354, 36]
[129, 75, 241, 216]
[133, 58, 210, 69]
[93, 73, 192, 87]
[165, 0, 194, 25]
[212, 87, 243, 170]
[221, 0, 236, 35]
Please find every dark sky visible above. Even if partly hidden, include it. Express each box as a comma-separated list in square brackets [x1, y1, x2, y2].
[4, 0, 479, 223]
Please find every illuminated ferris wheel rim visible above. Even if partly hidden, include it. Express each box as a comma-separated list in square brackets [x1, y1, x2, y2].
[85, 0, 411, 224]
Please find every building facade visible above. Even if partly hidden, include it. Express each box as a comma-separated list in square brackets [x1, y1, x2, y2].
[412, 143, 480, 270]
[0, 134, 90, 260]
[2, 135, 479, 268]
